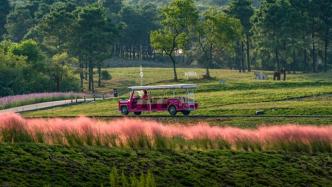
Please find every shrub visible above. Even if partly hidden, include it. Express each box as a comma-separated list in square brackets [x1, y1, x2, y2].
[109, 167, 156, 187]
[101, 70, 112, 80]
[110, 167, 119, 187]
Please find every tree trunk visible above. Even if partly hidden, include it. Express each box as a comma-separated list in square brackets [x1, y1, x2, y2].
[140, 45, 143, 60]
[205, 56, 211, 78]
[246, 34, 251, 72]
[205, 66, 210, 78]
[92, 70, 94, 92]
[324, 29, 329, 72]
[283, 69, 286, 81]
[116, 44, 120, 57]
[130, 46, 133, 60]
[206, 44, 213, 78]
[241, 42, 245, 72]
[88, 59, 94, 92]
[56, 74, 60, 92]
[292, 50, 296, 73]
[303, 49, 307, 73]
[312, 34, 317, 73]
[90, 67, 94, 92]
[169, 54, 178, 82]
[88, 66, 91, 91]
[237, 42, 241, 72]
[113, 44, 116, 57]
[84, 60, 89, 80]
[151, 47, 154, 60]
[311, 17, 317, 73]
[79, 55, 84, 91]
[275, 47, 280, 71]
[88, 69, 91, 91]
[98, 64, 101, 87]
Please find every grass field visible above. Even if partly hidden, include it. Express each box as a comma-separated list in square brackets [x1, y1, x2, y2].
[23, 68, 332, 126]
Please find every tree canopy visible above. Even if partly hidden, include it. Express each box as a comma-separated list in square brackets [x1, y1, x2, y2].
[151, 0, 198, 81]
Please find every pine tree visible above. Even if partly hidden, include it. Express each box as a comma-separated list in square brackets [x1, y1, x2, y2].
[0, 0, 10, 39]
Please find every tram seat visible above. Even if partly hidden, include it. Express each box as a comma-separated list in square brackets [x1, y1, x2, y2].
[155, 98, 166, 104]
[175, 97, 186, 103]
[137, 99, 143, 105]
[149, 98, 156, 104]
[137, 99, 151, 105]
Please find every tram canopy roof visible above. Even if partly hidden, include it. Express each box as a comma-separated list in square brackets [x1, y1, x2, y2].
[129, 84, 197, 91]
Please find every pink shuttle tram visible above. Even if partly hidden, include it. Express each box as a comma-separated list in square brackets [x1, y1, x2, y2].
[118, 84, 199, 116]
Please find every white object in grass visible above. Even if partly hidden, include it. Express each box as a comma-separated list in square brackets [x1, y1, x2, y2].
[185, 72, 198, 80]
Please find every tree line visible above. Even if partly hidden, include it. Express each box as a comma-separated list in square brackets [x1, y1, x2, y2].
[150, 0, 332, 81]
[0, 0, 331, 95]
[0, 39, 79, 96]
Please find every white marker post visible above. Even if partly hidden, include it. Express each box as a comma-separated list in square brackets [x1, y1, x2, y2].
[140, 65, 144, 86]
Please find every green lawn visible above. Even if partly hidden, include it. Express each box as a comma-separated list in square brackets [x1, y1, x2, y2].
[1, 144, 331, 186]
[23, 68, 332, 126]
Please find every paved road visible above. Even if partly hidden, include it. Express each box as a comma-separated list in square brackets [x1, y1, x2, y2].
[0, 98, 101, 113]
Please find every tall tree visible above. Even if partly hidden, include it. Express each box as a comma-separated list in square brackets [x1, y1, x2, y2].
[71, 3, 117, 92]
[50, 52, 78, 91]
[37, 1, 77, 53]
[150, 0, 198, 81]
[5, 0, 56, 42]
[197, 8, 243, 78]
[0, 40, 26, 96]
[5, 6, 34, 42]
[228, 0, 254, 72]
[289, 0, 311, 72]
[102, 0, 122, 15]
[118, 4, 159, 60]
[316, 0, 332, 72]
[0, 0, 10, 39]
[252, 0, 294, 72]
[307, 0, 320, 72]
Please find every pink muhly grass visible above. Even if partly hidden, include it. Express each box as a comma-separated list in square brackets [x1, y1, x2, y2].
[0, 113, 331, 152]
[0, 92, 87, 109]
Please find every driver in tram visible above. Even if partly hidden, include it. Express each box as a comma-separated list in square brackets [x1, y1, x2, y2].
[142, 90, 149, 100]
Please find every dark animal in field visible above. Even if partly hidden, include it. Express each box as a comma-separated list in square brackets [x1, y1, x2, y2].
[274, 69, 287, 81]
[273, 72, 281, 80]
